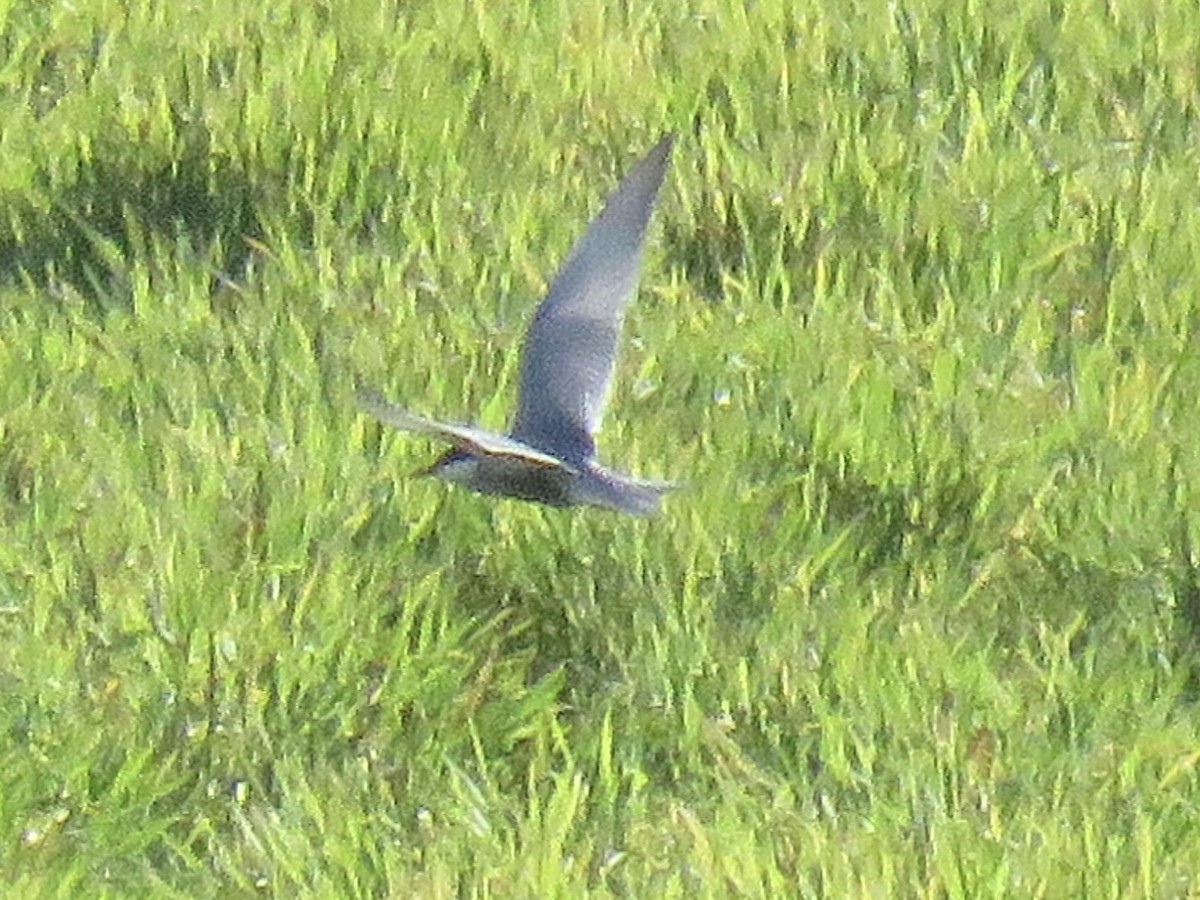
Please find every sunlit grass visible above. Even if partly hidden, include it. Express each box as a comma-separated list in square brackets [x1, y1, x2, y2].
[2, 0, 1199, 895]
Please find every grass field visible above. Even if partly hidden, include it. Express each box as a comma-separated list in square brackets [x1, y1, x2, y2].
[3, 0, 1200, 895]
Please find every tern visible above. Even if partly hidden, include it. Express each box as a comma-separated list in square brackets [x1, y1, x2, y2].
[358, 134, 674, 516]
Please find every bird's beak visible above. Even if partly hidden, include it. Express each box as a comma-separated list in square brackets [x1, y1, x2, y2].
[409, 460, 439, 479]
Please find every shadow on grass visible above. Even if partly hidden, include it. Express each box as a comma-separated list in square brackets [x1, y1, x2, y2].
[0, 124, 263, 312]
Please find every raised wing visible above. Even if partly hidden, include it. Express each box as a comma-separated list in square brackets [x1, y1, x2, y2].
[357, 388, 574, 470]
[509, 134, 672, 465]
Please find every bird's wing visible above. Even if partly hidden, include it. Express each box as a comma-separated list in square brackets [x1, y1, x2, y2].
[509, 134, 672, 465]
[357, 388, 573, 470]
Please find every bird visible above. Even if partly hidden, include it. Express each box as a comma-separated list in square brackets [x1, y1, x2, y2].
[358, 134, 675, 516]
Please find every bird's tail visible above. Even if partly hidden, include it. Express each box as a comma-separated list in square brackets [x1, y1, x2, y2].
[579, 468, 675, 516]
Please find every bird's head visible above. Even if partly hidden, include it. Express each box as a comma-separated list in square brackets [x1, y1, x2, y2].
[417, 447, 482, 484]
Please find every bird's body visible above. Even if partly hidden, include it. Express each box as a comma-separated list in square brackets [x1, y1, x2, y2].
[359, 135, 674, 516]
[432, 449, 665, 516]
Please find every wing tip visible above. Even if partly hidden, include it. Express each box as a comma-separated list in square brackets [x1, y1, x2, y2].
[640, 132, 675, 183]
[355, 385, 389, 415]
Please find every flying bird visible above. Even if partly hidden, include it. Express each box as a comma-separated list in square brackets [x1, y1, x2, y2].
[358, 134, 674, 516]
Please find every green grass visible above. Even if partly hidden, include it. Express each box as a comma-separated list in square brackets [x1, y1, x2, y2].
[2, 0, 1200, 895]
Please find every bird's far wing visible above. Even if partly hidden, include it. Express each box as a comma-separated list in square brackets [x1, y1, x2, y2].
[357, 388, 573, 470]
[510, 134, 673, 465]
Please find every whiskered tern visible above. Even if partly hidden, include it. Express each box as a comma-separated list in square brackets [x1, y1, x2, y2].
[359, 134, 674, 516]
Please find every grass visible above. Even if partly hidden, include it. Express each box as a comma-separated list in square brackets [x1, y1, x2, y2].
[2, 0, 1200, 895]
